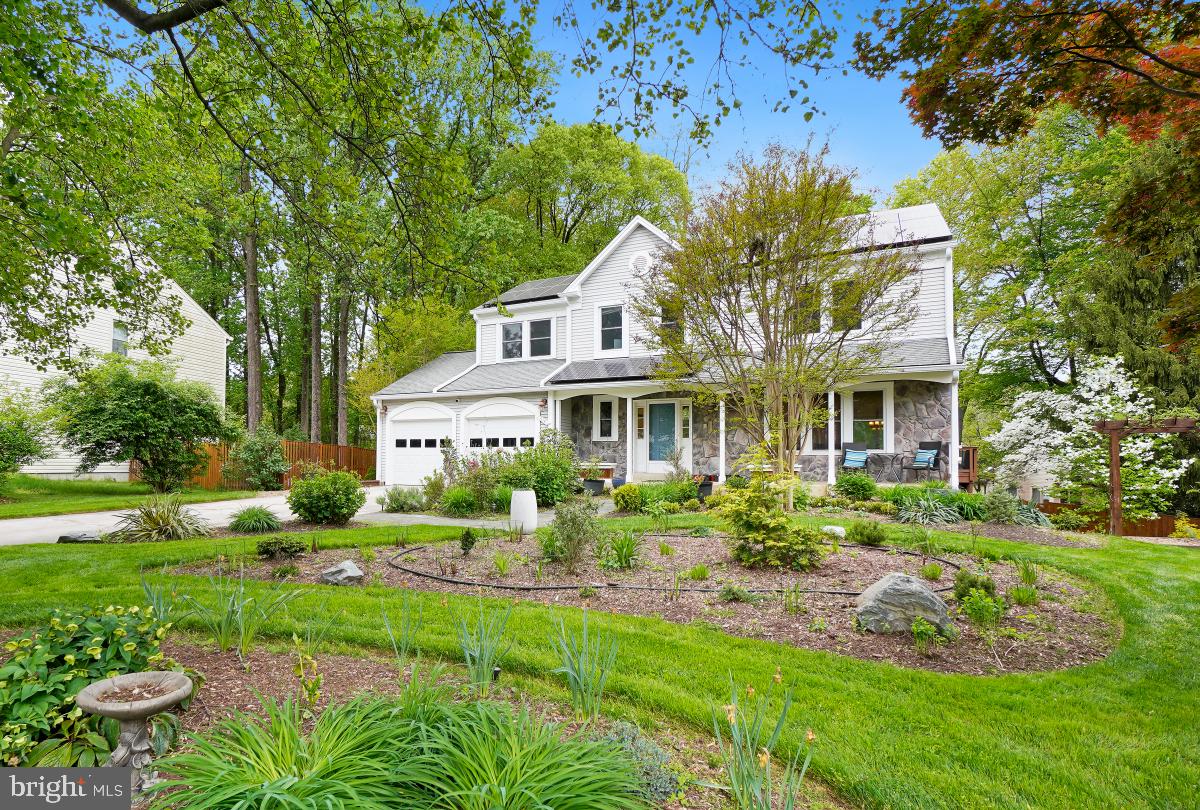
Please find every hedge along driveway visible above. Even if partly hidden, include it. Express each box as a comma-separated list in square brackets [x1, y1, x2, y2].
[0, 523, 1196, 809]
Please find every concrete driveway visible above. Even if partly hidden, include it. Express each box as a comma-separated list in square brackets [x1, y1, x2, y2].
[0, 487, 388, 547]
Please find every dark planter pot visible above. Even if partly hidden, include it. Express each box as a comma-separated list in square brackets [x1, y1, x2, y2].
[697, 480, 714, 500]
[582, 479, 606, 496]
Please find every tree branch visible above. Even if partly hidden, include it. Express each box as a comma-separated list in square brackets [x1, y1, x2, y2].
[100, 0, 230, 33]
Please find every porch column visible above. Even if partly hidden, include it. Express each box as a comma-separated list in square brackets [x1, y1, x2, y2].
[826, 390, 836, 486]
[718, 399, 727, 482]
[625, 396, 635, 482]
[949, 374, 961, 488]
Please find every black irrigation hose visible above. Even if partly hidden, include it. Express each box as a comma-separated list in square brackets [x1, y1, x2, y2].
[386, 541, 961, 597]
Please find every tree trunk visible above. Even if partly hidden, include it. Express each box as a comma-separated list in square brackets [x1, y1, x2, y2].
[240, 167, 263, 434]
[335, 286, 350, 445]
[299, 302, 311, 438]
[309, 284, 323, 443]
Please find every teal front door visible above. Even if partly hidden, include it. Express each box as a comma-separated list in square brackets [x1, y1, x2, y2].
[648, 403, 676, 461]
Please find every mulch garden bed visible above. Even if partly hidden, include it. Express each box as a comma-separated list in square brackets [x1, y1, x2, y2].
[175, 532, 1117, 676]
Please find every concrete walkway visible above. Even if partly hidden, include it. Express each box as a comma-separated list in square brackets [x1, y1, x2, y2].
[0, 487, 389, 547]
[0, 488, 614, 546]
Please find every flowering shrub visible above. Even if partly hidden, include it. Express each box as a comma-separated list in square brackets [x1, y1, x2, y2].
[287, 467, 366, 524]
[0, 605, 179, 766]
[988, 356, 1194, 521]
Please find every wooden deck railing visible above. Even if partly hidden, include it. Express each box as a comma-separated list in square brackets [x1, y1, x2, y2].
[133, 439, 375, 491]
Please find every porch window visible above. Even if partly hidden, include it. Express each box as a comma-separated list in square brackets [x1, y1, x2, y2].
[501, 322, 523, 359]
[529, 319, 552, 357]
[593, 396, 618, 441]
[680, 404, 691, 439]
[852, 390, 885, 450]
[810, 394, 842, 451]
[599, 305, 623, 351]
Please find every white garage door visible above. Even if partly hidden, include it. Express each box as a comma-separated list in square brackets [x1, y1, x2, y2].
[388, 409, 453, 487]
[464, 401, 539, 452]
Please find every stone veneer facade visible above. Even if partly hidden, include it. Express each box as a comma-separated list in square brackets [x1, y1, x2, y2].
[561, 380, 953, 483]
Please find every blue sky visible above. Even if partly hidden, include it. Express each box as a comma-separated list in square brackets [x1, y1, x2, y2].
[535, 2, 942, 201]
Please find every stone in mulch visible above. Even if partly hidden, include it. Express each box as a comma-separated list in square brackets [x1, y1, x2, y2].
[320, 560, 363, 585]
[855, 573, 954, 635]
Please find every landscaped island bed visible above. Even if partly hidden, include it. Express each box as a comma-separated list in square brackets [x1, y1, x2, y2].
[177, 531, 1115, 675]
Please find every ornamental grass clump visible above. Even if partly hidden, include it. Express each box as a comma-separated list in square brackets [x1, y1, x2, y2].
[711, 676, 814, 810]
[552, 611, 618, 721]
[111, 495, 210, 542]
[228, 505, 282, 534]
[454, 599, 511, 696]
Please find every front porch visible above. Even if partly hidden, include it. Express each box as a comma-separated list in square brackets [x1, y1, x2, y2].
[550, 376, 961, 488]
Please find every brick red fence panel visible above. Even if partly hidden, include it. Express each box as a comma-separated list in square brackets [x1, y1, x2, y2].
[1036, 501, 1177, 537]
[133, 440, 375, 491]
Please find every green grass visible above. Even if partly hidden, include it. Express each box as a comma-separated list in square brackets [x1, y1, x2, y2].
[0, 474, 248, 519]
[0, 518, 1197, 808]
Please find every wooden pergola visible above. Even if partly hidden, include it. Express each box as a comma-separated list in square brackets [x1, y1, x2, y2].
[1093, 417, 1197, 536]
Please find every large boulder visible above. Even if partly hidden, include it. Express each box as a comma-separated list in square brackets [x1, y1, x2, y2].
[320, 560, 364, 586]
[821, 525, 846, 539]
[855, 572, 954, 636]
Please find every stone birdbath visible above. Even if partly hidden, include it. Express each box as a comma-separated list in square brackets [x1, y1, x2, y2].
[76, 671, 192, 794]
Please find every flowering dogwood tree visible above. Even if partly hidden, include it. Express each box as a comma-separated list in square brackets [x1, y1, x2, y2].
[988, 356, 1193, 521]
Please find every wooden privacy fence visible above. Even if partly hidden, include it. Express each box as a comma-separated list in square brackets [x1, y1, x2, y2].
[1036, 501, 1177, 538]
[134, 439, 375, 491]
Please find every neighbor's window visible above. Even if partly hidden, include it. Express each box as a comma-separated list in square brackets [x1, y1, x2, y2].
[599, 305, 623, 351]
[501, 322, 523, 359]
[810, 394, 843, 451]
[112, 321, 129, 356]
[529, 319, 552, 357]
[660, 304, 681, 334]
[831, 281, 863, 332]
[852, 390, 885, 450]
[594, 396, 617, 441]
[798, 285, 821, 333]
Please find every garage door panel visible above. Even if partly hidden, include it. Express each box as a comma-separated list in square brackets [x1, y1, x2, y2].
[388, 415, 452, 487]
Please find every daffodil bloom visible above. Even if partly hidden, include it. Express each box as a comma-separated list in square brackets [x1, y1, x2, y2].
[724, 704, 736, 725]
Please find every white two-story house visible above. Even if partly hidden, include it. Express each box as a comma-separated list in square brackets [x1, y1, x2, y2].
[372, 204, 963, 491]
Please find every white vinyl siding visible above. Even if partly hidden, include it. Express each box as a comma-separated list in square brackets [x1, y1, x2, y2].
[572, 225, 663, 360]
[479, 323, 497, 364]
[873, 258, 947, 340]
[0, 280, 228, 478]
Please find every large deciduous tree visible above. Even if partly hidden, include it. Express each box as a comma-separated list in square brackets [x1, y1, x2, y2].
[634, 144, 920, 477]
[890, 106, 1135, 399]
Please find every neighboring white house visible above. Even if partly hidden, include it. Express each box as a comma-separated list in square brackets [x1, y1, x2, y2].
[373, 205, 964, 491]
[0, 279, 231, 480]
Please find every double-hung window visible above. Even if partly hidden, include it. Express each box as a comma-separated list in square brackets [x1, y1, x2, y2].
[593, 396, 617, 441]
[112, 322, 129, 356]
[852, 390, 885, 450]
[529, 319, 552, 357]
[599, 305, 624, 352]
[501, 323, 523, 359]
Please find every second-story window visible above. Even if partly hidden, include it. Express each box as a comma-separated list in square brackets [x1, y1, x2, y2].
[599, 305, 623, 351]
[501, 322, 523, 359]
[831, 280, 863, 332]
[112, 322, 129, 356]
[529, 319, 552, 357]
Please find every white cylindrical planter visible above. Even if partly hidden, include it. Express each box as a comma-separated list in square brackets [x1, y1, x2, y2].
[510, 489, 538, 535]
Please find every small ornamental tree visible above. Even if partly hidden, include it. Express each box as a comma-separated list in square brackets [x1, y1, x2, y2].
[44, 356, 232, 492]
[634, 144, 919, 478]
[0, 392, 49, 492]
[988, 356, 1194, 521]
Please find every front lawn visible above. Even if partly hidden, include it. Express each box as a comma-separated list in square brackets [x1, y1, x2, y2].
[0, 520, 1195, 808]
[0, 474, 249, 519]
